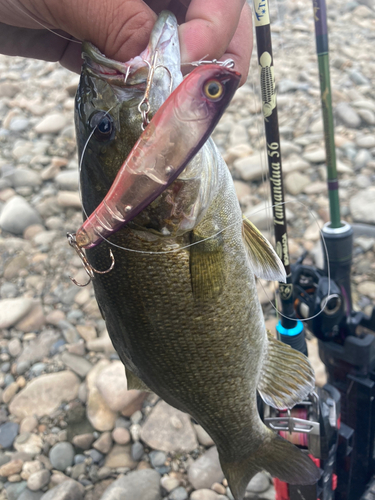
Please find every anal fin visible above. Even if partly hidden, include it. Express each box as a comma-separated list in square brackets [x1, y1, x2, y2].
[257, 330, 315, 409]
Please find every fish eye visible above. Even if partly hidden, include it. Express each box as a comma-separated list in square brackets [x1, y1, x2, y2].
[203, 80, 224, 100]
[90, 111, 114, 141]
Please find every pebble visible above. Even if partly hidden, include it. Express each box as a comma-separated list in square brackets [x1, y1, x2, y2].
[49, 442, 75, 471]
[357, 281, 375, 299]
[350, 189, 375, 223]
[246, 472, 270, 493]
[131, 441, 144, 461]
[112, 427, 131, 445]
[335, 102, 361, 128]
[10, 168, 42, 189]
[169, 486, 188, 500]
[8, 338, 22, 357]
[93, 432, 113, 454]
[0, 421, 19, 449]
[190, 490, 223, 500]
[141, 401, 198, 453]
[14, 433, 43, 457]
[284, 172, 310, 195]
[55, 171, 79, 191]
[57, 191, 81, 209]
[4, 481, 28, 500]
[18, 490, 44, 500]
[34, 114, 67, 134]
[187, 447, 224, 490]
[71, 433, 95, 450]
[9, 371, 80, 418]
[193, 425, 215, 447]
[100, 469, 161, 500]
[95, 361, 144, 413]
[27, 469, 50, 491]
[0, 459, 23, 477]
[40, 479, 84, 500]
[232, 154, 264, 181]
[0, 298, 33, 329]
[0, 196, 42, 234]
[104, 444, 136, 469]
[60, 352, 92, 378]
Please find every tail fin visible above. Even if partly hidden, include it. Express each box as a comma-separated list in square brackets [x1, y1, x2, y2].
[219, 430, 321, 500]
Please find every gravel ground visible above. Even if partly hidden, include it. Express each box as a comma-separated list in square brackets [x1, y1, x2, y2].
[0, 0, 375, 499]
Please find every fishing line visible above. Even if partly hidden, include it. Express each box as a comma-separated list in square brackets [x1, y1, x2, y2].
[11, 1, 81, 44]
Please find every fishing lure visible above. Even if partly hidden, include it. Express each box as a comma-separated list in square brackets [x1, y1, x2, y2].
[68, 63, 240, 263]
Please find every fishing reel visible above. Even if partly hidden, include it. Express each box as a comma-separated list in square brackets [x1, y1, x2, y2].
[264, 385, 341, 500]
[291, 253, 346, 342]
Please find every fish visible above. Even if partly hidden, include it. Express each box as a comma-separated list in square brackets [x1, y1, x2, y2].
[74, 11, 321, 500]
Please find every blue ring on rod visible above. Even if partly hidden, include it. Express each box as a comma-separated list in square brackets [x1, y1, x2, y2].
[276, 320, 304, 337]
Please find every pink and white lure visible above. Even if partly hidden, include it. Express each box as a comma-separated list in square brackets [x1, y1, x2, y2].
[73, 64, 241, 250]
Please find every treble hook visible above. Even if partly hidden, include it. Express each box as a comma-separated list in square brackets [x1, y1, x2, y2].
[138, 50, 174, 130]
[67, 232, 115, 287]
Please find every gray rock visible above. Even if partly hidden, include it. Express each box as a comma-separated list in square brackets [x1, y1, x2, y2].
[34, 114, 67, 135]
[100, 469, 161, 500]
[335, 103, 361, 128]
[10, 168, 42, 189]
[169, 487, 188, 500]
[284, 172, 310, 195]
[193, 425, 214, 447]
[9, 371, 80, 418]
[0, 282, 18, 299]
[60, 352, 92, 378]
[358, 109, 375, 125]
[4, 481, 27, 500]
[302, 148, 326, 163]
[40, 479, 84, 500]
[55, 171, 79, 191]
[350, 189, 375, 223]
[233, 155, 263, 182]
[355, 135, 375, 149]
[187, 447, 224, 490]
[18, 489, 44, 500]
[27, 469, 50, 491]
[8, 338, 22, 357]
[49, 442, 75, 471]
[0, 298, 34, 329]
[190, 490, 223, 500]
[141, 400, 198, 453]
[149, 451, 166, 468]
[18, 330, 60, 366]
[9, 118, 30, 132]
[0, 421, 19, 449]
[131, 441, 144, 461]
[0, 196, 42, 234]
[349, 69, 370, 86]
[246, 472, 270, 493]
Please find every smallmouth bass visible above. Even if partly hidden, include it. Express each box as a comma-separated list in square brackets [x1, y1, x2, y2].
[74, 11, 321, 500]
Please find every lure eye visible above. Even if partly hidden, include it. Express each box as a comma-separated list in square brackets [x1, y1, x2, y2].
[90, 111, 114, 141]
[203, 80, 224, 100]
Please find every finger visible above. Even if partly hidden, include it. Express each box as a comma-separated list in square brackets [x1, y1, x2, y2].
[221, 3, 253, 85]
[178, 0, 245, 64]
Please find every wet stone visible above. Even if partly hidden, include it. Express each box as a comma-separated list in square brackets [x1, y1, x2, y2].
[131, 441, 144, 461]
[27, 469, 50, 491]
[169, 486, 188, 500]
[40, 479, 84, 500]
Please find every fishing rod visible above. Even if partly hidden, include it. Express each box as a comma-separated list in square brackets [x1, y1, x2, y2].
[252, 0, 307, 355]
[252, 2, 343, 499]
[252, 0, 375, 498]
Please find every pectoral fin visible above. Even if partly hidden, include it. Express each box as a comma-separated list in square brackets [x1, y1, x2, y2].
[125, 366, 152, 392]
[257, 330, 315, 409]
[190, 230, 225, 301]
[242, 215, 286, 283]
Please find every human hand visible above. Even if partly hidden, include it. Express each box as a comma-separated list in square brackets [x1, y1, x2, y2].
[0, 0, 252, 83]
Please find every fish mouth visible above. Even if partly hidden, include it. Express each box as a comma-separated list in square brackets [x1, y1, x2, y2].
[82, 11, 182, 94]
